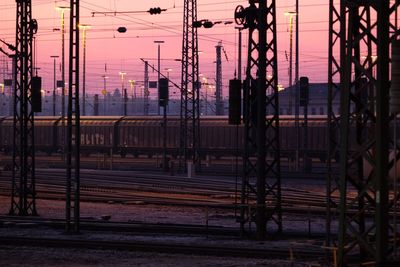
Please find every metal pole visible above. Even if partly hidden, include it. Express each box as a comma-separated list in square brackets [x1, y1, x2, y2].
[81, 26, 89, 116]
[50, 56, 58, 116]
[163, 103, 167, 171]
[288, 13, 294, 114]
[155, 40, 164, 115]
[304, 96, 308, 172]
[123, 76, 126, 116]
[255, 0, 267, 239]
[62, 10, 65, 121]
[102, 75, 107, 115]
[119, 72, 126, 116]
[215, 42, 223, 115]
[66, 0, 80, 233]
[295, 0, 299, 171]
[129, 79, 135, 114]
[375, 1, 390, 262]
[205, 84, 208, 115]
[10, 56, 15, 117]
[124, 88, 127, 115]
[163, 72, 169, 171]
[58, 7, 68, 161]
[158, 44, 160, 116]
[238, 28, 242, 81]
[144, 61, 149, 115]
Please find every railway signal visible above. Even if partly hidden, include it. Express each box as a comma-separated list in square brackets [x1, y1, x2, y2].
[32, 76, 42, 112]
[159, 78, 169, 107]
[299, 76, 309, 106]
[228, 79, 241, 125]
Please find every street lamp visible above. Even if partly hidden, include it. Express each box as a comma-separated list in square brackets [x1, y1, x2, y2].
[129, 80, 136, 99]
[119, 71, 127, 115]
[56, 5, 69, 160]
[201, 76, 209, 115]
[285, 10, 300, 170]
[102, 75, 108, 115]
[50, 55, 59, 116]
[164, 68, 172, 111]
[284, 11, 297, 114]
[56, 5, 69, 118]
[79, 24, 91, 116]
[154, 40, 164, 115]
[235, 27, 244, 80]
[129, 79, 136, 114]
[164, 68, 172, 79]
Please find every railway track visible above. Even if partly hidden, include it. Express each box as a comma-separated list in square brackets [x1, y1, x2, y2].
[0, 235, 325, 260]
[0, 169, 366, 264]
[0, 216, 240, 236]
[0, 169, 333, 214]
[0, 153, 334, 176]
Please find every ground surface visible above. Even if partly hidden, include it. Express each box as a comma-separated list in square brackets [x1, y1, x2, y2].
[0, 194, 327, 266]
[0, 246, 320, 267]
[0, 170, 329, 266]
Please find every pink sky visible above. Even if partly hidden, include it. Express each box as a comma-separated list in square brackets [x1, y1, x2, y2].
[0, 0, 330, 98]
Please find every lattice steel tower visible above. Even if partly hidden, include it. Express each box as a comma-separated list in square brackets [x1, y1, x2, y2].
[66, 0, 80, 233]
[327, 0, 400, 264]
[215, 41, 223, 115]
[10, 0, 38, 216]
[144, 60, 149, 116]
[180, 0, 201, 171]
[235, 0, 282, 239]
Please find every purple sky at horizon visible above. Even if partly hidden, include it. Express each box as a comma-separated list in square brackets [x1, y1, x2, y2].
[0, 0, 330, 99]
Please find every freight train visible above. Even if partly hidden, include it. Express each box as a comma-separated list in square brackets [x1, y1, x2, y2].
[0, 116, 329, 161]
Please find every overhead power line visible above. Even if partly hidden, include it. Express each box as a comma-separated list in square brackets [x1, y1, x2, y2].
[91, 7, 167, 17]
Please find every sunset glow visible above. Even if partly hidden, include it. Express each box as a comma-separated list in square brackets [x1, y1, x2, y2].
[0, 0, 330, 98]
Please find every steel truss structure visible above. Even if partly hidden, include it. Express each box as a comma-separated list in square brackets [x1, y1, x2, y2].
[180, 0, 201, 171]
[215, 41, 223, 115]
[66, 0, 80, 233]
[327, 0, 400, 265]
[10, 0, 37, 216]
[235, 0, 281, 238]
[144, 61, 149, 116]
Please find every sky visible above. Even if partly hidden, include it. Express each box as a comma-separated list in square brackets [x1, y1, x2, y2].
[0, 0, 331, 99]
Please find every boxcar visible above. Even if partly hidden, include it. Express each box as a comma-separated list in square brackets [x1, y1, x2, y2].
[35, 116, 62, 154]
[79, 116, 123, 155]
[118, 116, 180, 157]
[0, 115, 333, 162]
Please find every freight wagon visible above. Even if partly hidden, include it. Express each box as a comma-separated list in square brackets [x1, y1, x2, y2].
[0, 116, 330, 161]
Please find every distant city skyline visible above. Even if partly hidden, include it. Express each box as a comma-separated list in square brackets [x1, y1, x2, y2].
[0, 0, 330, 98]
[0, 82, 335, 117]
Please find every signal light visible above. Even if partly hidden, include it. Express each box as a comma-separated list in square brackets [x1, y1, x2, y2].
[117, 27, 127, 33]
[149, 7, 162, 15]
[32, 76, 42, 112]
[159, 78, 169, 107]
[203, 20, 213, 28]
[300, 76, 309, 106]
[229, 79, 242, 125]
[193, 21, 202, 28]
